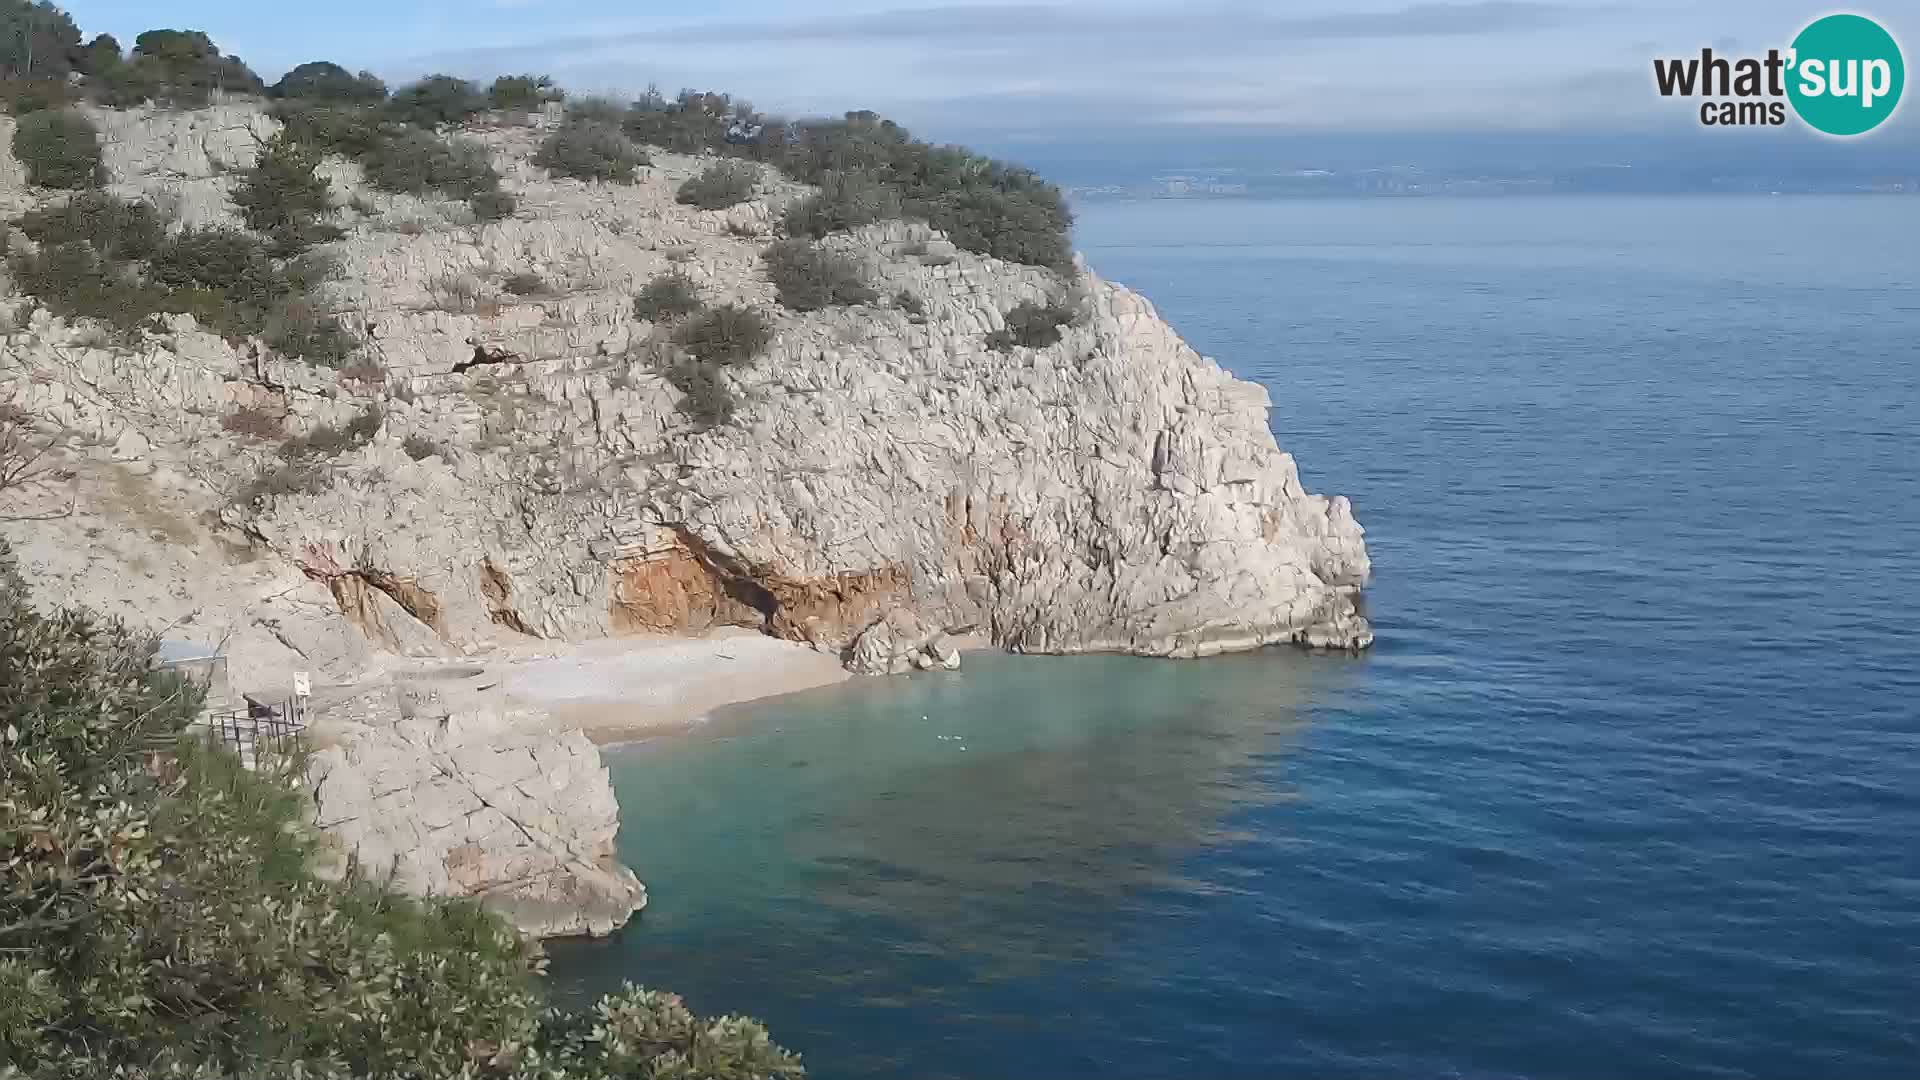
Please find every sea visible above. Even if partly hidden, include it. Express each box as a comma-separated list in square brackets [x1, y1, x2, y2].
[547, 195, 1920, 1080]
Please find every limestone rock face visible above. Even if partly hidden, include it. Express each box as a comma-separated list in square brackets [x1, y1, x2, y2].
[1, 102, 1372, 690]
[306, 683, 646, 939]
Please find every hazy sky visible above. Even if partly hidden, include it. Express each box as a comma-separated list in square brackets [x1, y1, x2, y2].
[60, 1, 1910, 134]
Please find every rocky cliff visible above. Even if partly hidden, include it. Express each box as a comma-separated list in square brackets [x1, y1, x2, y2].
[0, 102, 1371, 932]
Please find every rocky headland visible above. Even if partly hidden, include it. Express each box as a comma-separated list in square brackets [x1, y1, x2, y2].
[0, 101, 1370, 936]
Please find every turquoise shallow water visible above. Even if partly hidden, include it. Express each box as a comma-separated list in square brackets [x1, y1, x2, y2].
[549, 196, 1920, 1079]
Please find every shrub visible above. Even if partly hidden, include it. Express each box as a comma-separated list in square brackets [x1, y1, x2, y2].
[986, 298, 1077, 351]
[264, 296, 359, 367]
[661, 360, 737, 427]
[386, 73, 485, 127]
[220, 403, 285, 440]
[502, 271, 548, 297]
[269, 60, 387, 102]
[0, 75, 74, 115]
[487, 73, 560, 111]
[632, 270, 701, 322]
[533, 119, 646, 183]
[232, 131, 342, 254]
[470, 186, 516, 222]
[566, 95, 628, 124]
[6, 242, 161, 332]
[895, 289, 926, 317]
[16, 192, 165, 261]
[279, 406, 382, 460]
[270, 100, 384, 157]
[676, 303, 773, 366]
[11, 108, 104, 189]
[677, 160, 759, 210]
[762, 238, 876, 311]
[782, 171, 902, 237]
[148, 226, 273, 292]
[402, 433, 447, 460]
[360, 128, 508, 225]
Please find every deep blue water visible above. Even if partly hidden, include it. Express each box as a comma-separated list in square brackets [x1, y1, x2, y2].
[549, 196, 1920, 1079]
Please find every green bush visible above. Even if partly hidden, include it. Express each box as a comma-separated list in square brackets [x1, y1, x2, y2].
[0, 76, 74, 115]
[16, 192, 164, 262]
[11, 108, 104, 189]
[270, 60, 387, 102]
[986, 298, 1077, 351]
[270, 100, 384, 157]
[487, 73, 560, 111]
[469, 185, 517, 222]
[895, 289, 926, 317]
[565, 95, 628, 124]
[0, 542, 803, 1077]
[148, 226, 273, 292]
[0, 1, 81, 83]
[632, 270, 702, 323]
[677, 160, 759, 210]
[533, 119, 645, 183]
[263, 295, 359, 368]
[280, 406, 381, 460]
[231, 131, 342, 254]
[676, 302, 773, 366]
[763, 238, 876, 311]
[502, 271, 547, 297]
[125, 28, 262, 108]
[5, 241, 161, 332]
[622, 89, 741, 153]
[661, 359, 737, 427]
[782, 170, 901, 237]
[361, 128, 500, 199]
[386, 73, 485, 128]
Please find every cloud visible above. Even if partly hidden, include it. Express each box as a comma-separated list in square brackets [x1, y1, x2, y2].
[398, 0, 1672, 133]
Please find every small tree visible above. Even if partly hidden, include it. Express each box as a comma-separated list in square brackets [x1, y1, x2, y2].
[10, 107, 104, 188]
[676, 303, 773, 366]
[986, 298, 1077, 351]
[677, 160, 759, 210]
[632, 271, 702, 322]
[533, 119, 645, 183]
[386, 73, 484, 127]
[269, 60, 386, 102]
[782, 170, 902, 237]
[763, 238, 876, 312]
[232, 131, 342, 254]
[487, 73, 559, 111]
[16, 191, 164, 261]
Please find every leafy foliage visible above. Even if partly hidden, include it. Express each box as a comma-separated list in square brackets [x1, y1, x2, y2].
[0, 1, 80, 81]
[533, 119, 645, 183]
[123, 28, 263, 107]
[632, 271, 702, 323]
[231, 131, 342, 254]
[10, 107, 103, 188]
[386, 73, 485, 128]
[16, 191, 163, 262]
[986, 298, 1078, 351]
[487, 73, 560, 111]
[270, 99, 384, 157]
[0, 543, 803, 1078]
[762, 238, 876, 311]
[269, 60, 386, 103]
[782, 170, 901, 238]
[676, 303, 773, 367]
[676, 160, 759, 210]
[0, 75, 71, 115]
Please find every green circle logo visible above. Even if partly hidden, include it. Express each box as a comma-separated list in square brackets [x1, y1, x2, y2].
[1787, 14, 1905, 136]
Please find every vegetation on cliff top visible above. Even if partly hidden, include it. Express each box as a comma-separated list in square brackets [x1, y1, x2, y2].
[3, 1, 1074, 272]
[0, 542, 803, 1078]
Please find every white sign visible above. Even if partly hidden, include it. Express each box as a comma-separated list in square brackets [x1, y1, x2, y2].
[292, 672, 312, 699]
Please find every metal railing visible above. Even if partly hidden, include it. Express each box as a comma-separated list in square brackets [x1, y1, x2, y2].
[199, 697, 308, 768]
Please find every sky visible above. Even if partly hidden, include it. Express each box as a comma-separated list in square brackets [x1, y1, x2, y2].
[58, 1, 1916, 140]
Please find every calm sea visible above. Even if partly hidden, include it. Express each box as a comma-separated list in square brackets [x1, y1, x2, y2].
[548, 196, 1920, 1079]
